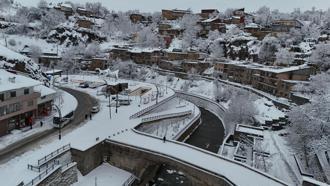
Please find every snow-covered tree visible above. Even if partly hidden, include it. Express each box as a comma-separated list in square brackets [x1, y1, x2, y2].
[102, 12, 139, 38]
[309, 44, 330, 71]
[275, 48, 295, 66]
[301, 23, 320, 39]
[322, 8, 330, 30]
[225, 89, 257, 126]
[289, 72, 330, 165]
[85, 2, 109, 17]
[209, 40, 224, 59]
[255, 6, 272, 26]
[84, 42, 101, 58]
[40, 9, 66, 33]
[37, 0, 48, 9]
[0, 0, 12, 9]
[136, 27, 164, 48]
[258, 36, 280, 63]
[29, 45, 42, 62]
[180, 14, 201, 51]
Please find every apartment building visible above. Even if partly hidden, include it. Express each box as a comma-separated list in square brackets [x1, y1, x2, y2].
[214, 60, 314, 99]
[0, 70, 55, 136]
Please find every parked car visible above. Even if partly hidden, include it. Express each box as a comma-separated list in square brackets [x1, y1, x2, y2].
[79, 82, 89, 88]
[91, 105, 100, 113]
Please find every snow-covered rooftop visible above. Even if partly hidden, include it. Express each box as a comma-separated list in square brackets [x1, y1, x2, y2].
[0, 44, 30, 62]
[0, 69, 42, 92]
[33, 85, 56, 97]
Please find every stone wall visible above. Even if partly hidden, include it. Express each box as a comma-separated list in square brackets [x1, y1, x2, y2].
[60, 163, 78, 185]
[36, 163, 78, 186]
[37, 167, 62, 186]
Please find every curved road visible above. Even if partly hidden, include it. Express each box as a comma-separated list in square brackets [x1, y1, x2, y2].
[0, 87, 96, 163]
[152, 108, 224, 185]
[185, 108, 224, 153]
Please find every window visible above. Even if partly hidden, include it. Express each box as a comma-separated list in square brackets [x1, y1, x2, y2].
[10, 91, 16, 98]
[0, 94, 4, 102]
[24, 89, 29, 95]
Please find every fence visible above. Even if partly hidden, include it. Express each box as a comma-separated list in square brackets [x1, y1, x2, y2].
[28, 159, 59, 173]
[37, 144, 71, 166]
[129, 94, 176, 119]
[24, 162, 60, 186]
[122, 175, 137, 186]
[141, 110, 192, 123]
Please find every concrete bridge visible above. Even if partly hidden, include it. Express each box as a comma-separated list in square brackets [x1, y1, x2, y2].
[71, 91, 289, 186]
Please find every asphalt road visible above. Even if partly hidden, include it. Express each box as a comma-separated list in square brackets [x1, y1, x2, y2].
[0, 87, 96, 163]
[185, 108, 225, 153]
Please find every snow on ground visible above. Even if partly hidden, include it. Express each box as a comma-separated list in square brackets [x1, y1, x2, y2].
[0, 75, 287, 186]
[254, 98, 286, 124]
[0, 34, 60, 55]
[0, 44, 30, 62]
[0, 69, 41, 92]
[73, 163, 132, 186]
[0, 87, 76, 152]
[265, 130, 302, 185]
[137, 97, 200, 139]
[54, 88, 78, 117]
[0, 115, 53, 151]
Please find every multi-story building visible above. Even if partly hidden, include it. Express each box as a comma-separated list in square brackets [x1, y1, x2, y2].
[271, 19, 304, 32]
[214, 60, 315, 99]
[0, 70, 55, 136]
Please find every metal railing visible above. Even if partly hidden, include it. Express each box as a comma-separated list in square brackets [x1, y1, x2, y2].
[37, 144, 70, 166]
[122, 175, 136, 186]
[24, 162, 60, 186]
[61, 162, 77, 172]
[28, 159, 59, 173]
[141, 110, 192, 123]
[129, 94, 175, 119]
[173, 109, 201, 141]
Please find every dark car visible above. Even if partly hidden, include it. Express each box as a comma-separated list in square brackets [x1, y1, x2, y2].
[79, 82, 89, 88]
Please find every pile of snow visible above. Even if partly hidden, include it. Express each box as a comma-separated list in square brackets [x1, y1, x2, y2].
[254, 98, 286, 124]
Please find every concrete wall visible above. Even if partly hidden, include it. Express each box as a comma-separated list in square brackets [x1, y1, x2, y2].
[60, 163, 78, 185]
[37, 167, 62, 186]
[71, 142, 104, 175]
[175, 91, 231, 135]
[36, 163, 78, 186]
[70, 139, 233, 186]
[104, 140, 233, 186]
